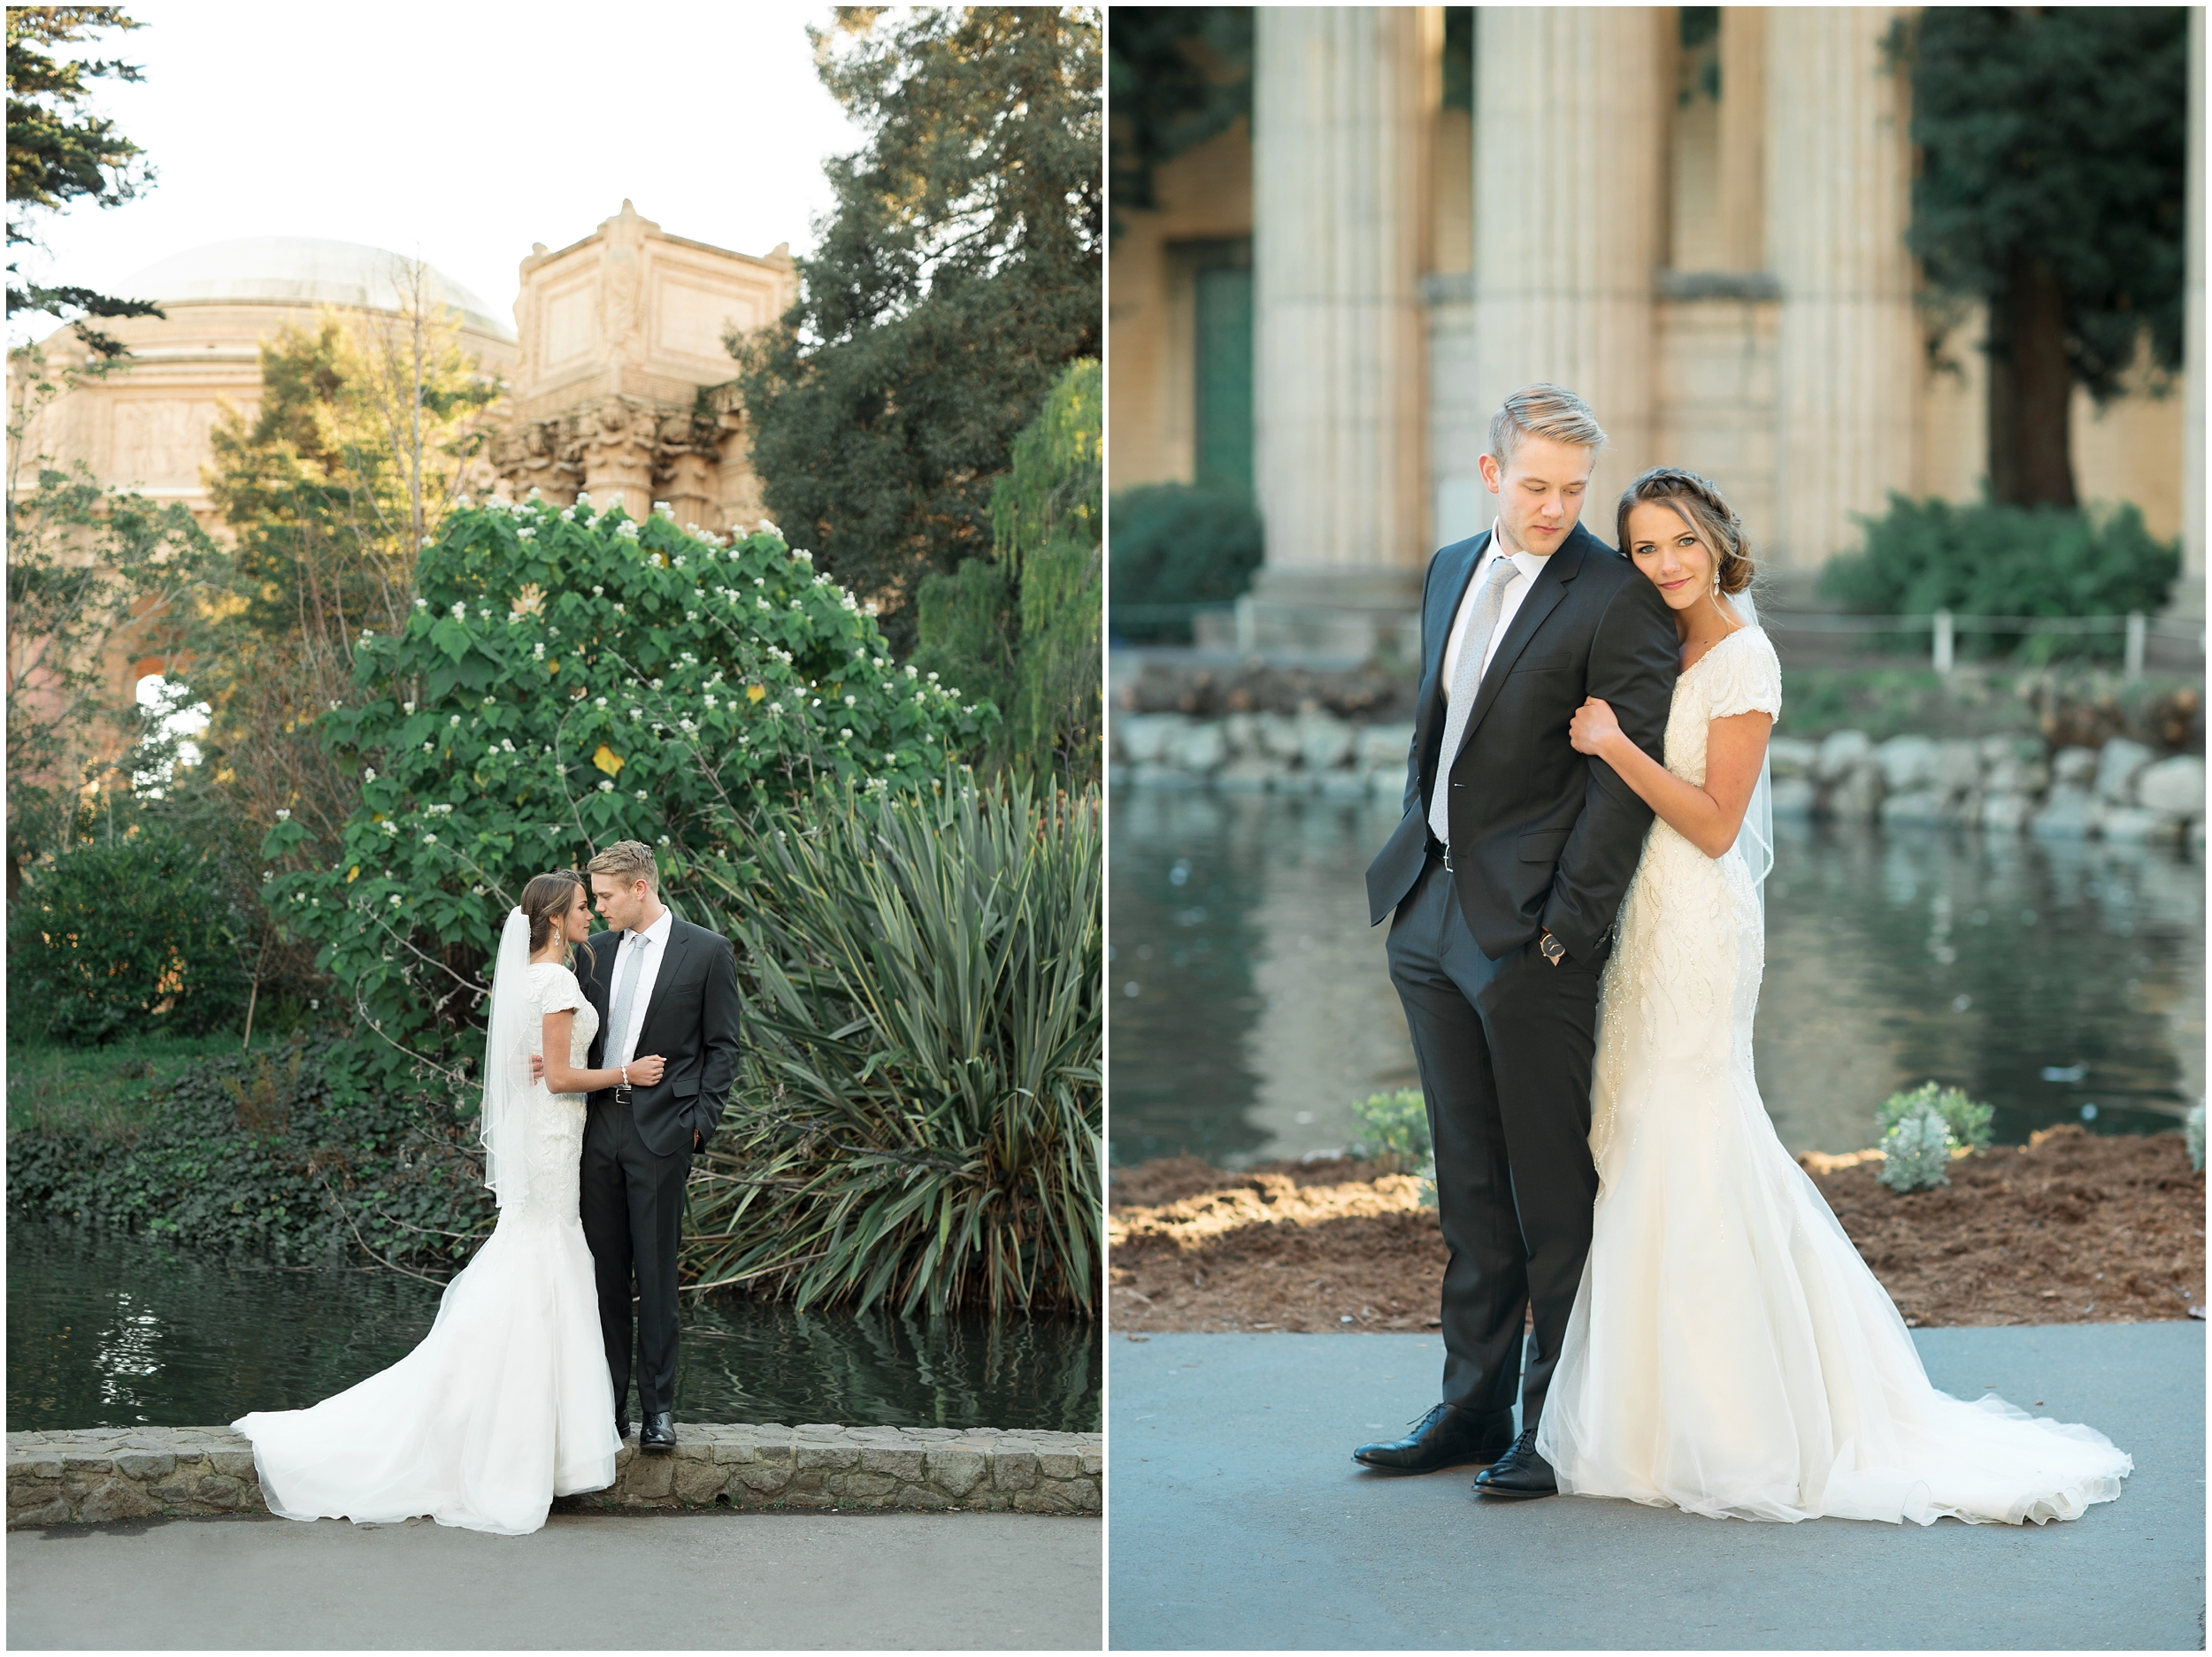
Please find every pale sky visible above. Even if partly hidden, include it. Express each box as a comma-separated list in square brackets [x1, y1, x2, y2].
[12, 1, 867, 341]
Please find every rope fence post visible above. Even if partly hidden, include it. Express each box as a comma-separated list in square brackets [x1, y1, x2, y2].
[1932, 610, 1955, 675]
[2125, 611, 2147, 679]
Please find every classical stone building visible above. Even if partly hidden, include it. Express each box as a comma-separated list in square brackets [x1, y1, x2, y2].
[12, 206, 796, 709]
[12, 236, 519, 529]
[488, 200, 797, 528]
[1110, 6, 2206, 653]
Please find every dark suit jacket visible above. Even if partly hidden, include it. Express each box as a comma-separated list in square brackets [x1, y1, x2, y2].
[1363, 521, 1678, 962]
[580, 914, 743, 1158]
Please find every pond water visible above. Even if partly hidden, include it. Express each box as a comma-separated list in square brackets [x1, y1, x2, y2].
[1110, 791, 2204, 1165]
[6, 1218, 1100, 1435]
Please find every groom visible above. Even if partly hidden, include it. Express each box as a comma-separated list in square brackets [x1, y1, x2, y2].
[1356, 384, 1677, 1497]
[574, 840, 741, 1454]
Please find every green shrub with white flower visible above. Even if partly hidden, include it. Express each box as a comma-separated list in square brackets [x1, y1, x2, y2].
[257, 491, 995, 1103]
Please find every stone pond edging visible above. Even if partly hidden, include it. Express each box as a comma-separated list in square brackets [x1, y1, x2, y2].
[6, 1423, 1102, 1528]
[1112, 711, 2207, 845]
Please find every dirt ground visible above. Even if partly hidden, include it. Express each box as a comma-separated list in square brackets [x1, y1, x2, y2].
[1108, 1126, 2206, 1334]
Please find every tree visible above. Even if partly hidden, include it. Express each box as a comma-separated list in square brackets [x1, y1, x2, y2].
[1889, 8, 2189, 508]
[6, 6, 164, 357]
[5, 343, 218, 887]
[1106, 7, 1251, 238]
[913, 358, 1101, 786]
[732, 6, 1100, 653]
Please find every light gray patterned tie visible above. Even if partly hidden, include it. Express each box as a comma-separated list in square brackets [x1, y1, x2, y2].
[1427, 555, 1521, 849]
[606, 934, 648, 1077]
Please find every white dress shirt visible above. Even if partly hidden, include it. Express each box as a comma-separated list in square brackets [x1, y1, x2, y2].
[609, 907, 673, 1069]
[1440, 518, 1554, 699]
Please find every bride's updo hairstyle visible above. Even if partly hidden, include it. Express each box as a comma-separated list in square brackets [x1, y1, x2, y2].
[1617, 466, 1757, 597]
[520, 871, 588, 963]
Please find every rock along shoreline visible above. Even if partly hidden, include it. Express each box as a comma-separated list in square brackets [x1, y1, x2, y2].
[5, 1423, 1102, 1529]
[1112, 713, 2206, 845]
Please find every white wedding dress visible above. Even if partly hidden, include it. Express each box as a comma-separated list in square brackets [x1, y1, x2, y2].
[234, 953, 618, 1537]
[1536, 625, 2132, 1525]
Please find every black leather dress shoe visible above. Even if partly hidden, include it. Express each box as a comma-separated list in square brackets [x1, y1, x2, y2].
[640, 1412, 677, 1454]
[1353, 1403, 1517, 1474]
[616, 1417, 631, 1446]
[1471, 1426, 1556, 1499]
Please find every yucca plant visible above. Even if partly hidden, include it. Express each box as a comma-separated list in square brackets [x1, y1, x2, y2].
[685, 778, 1102, 1316]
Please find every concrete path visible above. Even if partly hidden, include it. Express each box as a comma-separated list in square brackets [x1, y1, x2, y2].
[1109, 1323, 2203, 1651]
[9, 1508, 1101, 1650]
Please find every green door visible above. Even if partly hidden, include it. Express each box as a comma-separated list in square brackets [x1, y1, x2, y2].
[1194, 264, 1253, 497]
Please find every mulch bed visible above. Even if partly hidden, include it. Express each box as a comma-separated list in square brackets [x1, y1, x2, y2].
[1108, 1126, 2205, 1335]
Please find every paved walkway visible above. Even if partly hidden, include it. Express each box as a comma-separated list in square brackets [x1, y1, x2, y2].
[9, 1508, 1101, 1650]
[1109, 1323, 2203, 1650]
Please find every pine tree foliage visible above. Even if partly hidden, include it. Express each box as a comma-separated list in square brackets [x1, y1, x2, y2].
[732, 6, 1101, 651]
[5, 6, 164, 355]
[1887, 7, 2189, 506]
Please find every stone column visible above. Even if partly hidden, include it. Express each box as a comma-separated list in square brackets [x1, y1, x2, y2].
[2183, 5, 2203, 593]
[1717, 8, 1768, 272]
[1473, 7, 1667, 531]
[1250, 5, 1437, 637]
[580, 395, 657, 522]
[1764, 7, 1917, 574]
[660, 449, 717, 533]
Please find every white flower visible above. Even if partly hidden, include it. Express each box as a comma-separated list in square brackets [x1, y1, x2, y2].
[844, 694, 857, 707]
[423, 741, 434, 752]
[450, 601, 467, 619]
[482, 695, 495, 707]
[767, 702, 782, 715]
[414, 597, 428, 610]
[613, 603, 626, 615]
[560, 508, 575, 521]
[390, 893, 403, 905]
[616, 521, 641, 540]
[364, 767, 378, 782]
[501, 738, 514, 753]
[926, 671, 940, 682]
[274, 809, 291, 821]
[598, 780, 614, 793]
[792, 548, 813, 564]
[261, 870, 273, 881]
[686, 611, 698, 622]
[753, 577, 765, 588]
[903, 664, 917, 679]
[476, 608, 491, 622]
[423, 832, 437, 844]
[629, 708, 642, 720]
[672, 554, 686, 567]
[472, 884, 487, 895]
[840, 727, 852, 739]
[680, 653, 696, 664]
[810, 697, 822, 708]
[757, 518, 779, 536]
[381, 819, 399, 834]
[591, 585, 604, 597]
[654, 501, 673, 518]
[649, 678, 664, 690]
[788, 600, 803, 612]
[595, 697, 609, 709]
[757, 598, 770, 611]
[703, 695, 718, 710]
[403, 701, 417, 714]
[657, 834, 671, 846]
[450, 715, 462, 727]
[634, 789, 648, 801]
[533, 643, 545, 660]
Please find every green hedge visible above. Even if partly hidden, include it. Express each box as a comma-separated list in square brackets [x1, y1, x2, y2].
[1821, 494, 2179, 660]
[1108, 481, 1263, 642]
[8, 830, 250, 1047]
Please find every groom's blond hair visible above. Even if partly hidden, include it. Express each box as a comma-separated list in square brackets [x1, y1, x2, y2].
[587, 840, 658, 894]
[1489, 383, 1607, 465]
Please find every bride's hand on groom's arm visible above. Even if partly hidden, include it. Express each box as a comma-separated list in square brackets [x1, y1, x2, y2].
[1570, 697, 1622, 755]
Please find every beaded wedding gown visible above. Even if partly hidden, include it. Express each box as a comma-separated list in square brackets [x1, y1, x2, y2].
[234, 955, 618, 1537]
[1535, 625, 2132, 1525]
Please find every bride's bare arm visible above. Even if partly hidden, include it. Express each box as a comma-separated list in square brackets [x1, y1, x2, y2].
[1568, 701, 1770, 860]
[537, 1010, 664, 1093]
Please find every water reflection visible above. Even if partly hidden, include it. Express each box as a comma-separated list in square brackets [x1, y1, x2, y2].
[1110, 792, 2202, 1163]
[8, 1218, 1100, 1434]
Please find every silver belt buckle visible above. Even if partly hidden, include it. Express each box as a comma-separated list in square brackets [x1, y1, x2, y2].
[613, 1080, 633, 1105]
[1440, 847, 1455, 873]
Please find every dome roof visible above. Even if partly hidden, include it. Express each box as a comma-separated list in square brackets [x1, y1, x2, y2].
[122, 237, 514, 341]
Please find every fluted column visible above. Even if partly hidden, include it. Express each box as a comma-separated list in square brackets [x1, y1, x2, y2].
[1252, 6, 1435, 596]
[1764, 7, 1917, 572]
[1473, 8, 1666, 531]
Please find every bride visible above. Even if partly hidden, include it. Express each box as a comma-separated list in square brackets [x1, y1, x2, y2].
[234, 872, 660, 1536]
[1531, 466, 2132, 1526]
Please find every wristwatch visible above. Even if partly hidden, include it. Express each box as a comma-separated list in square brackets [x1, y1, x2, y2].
[1538, 932, 1566, 966]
